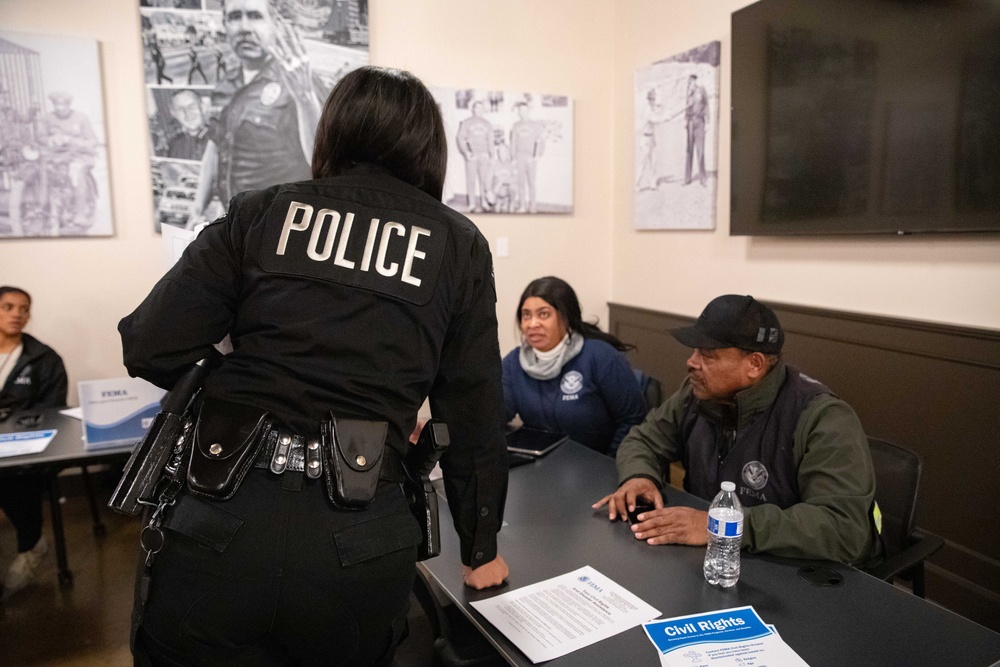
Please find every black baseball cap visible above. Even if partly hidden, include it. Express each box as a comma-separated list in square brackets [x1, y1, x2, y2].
[670, 295, 784, 354]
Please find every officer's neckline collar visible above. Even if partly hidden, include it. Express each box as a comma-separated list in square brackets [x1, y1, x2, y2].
[341, 163, 393, 178]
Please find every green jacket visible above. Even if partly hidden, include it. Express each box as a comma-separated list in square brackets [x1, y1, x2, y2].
[616, 362, 879, 565]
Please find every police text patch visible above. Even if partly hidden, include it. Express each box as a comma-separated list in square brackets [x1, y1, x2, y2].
[259, 192, 446, 305]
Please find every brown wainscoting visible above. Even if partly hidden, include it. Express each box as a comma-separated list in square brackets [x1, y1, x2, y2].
[609, 302, 1000, 631]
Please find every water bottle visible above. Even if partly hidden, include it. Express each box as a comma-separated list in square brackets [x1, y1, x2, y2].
[704, 481, 743, 588]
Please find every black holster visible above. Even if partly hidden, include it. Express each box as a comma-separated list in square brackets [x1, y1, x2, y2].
[403, 420, 450, 561]
[109, 359, 211, 516]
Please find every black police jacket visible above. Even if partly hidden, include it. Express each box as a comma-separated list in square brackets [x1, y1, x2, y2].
[0, 333, 68, 418]
[119, 165, 508, 568]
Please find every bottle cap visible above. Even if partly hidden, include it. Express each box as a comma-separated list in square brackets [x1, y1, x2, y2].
[721, 481, 736, 492]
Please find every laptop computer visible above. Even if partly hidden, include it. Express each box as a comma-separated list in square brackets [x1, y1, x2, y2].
[506, 427, 568, 457]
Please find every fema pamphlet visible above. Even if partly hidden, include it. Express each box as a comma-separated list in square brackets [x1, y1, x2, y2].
[471, 565, 661, 663]
[0, 430, 57, 458]
[643, 606, 809, 666]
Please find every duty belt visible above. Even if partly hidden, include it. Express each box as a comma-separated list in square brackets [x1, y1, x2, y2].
[253, 427, 406, 482]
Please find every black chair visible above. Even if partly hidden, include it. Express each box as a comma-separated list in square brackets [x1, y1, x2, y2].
[410, 565, 506, 667]
[864, 437, 944, 598]
[632, 368, 663, 413]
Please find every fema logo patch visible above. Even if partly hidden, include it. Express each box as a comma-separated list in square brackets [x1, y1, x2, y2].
[560, 371, 583, 395]
[742, 460, 769, 490]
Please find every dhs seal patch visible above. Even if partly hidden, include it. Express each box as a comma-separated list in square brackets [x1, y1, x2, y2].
[560, 371, 583, 395]
[742, 460, 769, 491]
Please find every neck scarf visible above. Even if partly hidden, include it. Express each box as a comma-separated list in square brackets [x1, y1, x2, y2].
[519, 333, 584, 381]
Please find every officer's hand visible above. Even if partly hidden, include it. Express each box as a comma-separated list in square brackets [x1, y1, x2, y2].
[408, 419, 426, 445]
[463, 554, 509, 590]
[630, 506, 708, 546]
[592, 477, 663, 522]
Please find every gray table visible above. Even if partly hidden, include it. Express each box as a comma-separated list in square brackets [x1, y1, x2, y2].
[422, 442, 1000, 666]
[0, 409, 135, 586]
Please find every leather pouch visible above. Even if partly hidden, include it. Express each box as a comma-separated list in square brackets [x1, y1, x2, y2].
[322, 415, 387, 510]
[187, 398, 271, 500]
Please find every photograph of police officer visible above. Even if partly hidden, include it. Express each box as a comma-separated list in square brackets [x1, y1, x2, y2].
[147, 88, 210, 161]
[633, 40, 720, 230]
[137, 0, 369, 232]
[140, 10, 225, 86]
[0, 31, 113, 238]
[433, 86, 573, 215]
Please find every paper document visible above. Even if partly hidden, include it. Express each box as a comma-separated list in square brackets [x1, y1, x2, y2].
[161, 222, 197, 267]
[59, 407, 83, 420]
[0, 430, 57, 458]
[643, 606, 809, 666]
[471, 565, 660, 663]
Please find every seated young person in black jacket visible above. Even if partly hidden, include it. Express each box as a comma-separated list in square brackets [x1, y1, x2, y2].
[0, 286, 68, 599]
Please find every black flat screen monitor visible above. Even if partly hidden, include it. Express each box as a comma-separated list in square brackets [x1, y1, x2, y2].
[730, 0, 1000, 235]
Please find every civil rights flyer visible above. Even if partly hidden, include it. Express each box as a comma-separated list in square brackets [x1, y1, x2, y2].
[471, 565, 661, 663]
[643, 606, 809, 666]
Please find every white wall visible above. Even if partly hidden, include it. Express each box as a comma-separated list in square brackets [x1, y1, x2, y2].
[611, 0, 1000, 330]
[0, 0, 616, 404]
[2, 0, 996, 408]
[370, 0, 617, 355]
[2, 0, 165, 405]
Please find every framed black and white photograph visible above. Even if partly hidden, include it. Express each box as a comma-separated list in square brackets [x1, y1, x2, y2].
[137, 0, 370, 231]
[634, 41, 720, 230]
[432, 86, 573, 215]
[0, 31, 114, 238]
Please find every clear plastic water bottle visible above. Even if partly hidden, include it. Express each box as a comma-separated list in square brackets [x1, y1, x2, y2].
[704, 481, 743, 588]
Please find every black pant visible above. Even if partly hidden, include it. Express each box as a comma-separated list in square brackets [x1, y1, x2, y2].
[133, 469, 421, 666]
[0, 472, 44, 552]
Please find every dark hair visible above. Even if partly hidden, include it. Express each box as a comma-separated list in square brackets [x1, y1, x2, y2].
[311, 66, 447, 200]
[516, 276, 633, 352]
[0, 286, 30, 304]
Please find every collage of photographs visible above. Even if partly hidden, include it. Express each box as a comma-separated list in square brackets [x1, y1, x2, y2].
[140, 0, 369, 230]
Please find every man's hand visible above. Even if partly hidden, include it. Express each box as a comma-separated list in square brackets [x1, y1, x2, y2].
[271, 14, 317, 107]
[592, 477, 663, 522]
[629, 506, 708, 546]
[463, 554, 509, 590]
[269, 14, 320, 164]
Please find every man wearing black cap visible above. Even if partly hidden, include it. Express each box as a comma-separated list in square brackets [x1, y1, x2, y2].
[594, 295, 879, 564]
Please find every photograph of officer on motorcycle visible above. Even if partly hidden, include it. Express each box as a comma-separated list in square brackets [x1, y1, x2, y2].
[0, 31, 112, 238]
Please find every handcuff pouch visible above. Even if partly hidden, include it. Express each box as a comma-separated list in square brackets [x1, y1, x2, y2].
[322, 415, 387, 510]
[187, 397, 271, 500]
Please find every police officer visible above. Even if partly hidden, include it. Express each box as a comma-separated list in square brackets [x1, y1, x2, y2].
[0, 90, 40, 237]
[509, 102, 546, 213]
[119, 66, 509, 666]
[456, 100, 493, 213]
[40, 91, 98, 228]
[188, 0, 322, 227]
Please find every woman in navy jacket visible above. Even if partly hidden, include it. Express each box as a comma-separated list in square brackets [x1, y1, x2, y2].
[502, 277, 646, 455]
